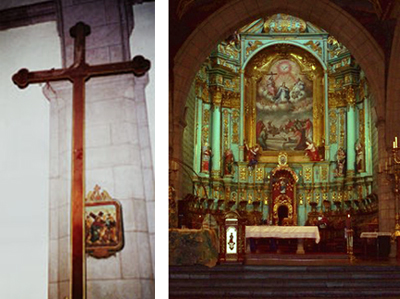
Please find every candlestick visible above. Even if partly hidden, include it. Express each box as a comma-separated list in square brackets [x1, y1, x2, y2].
[396, 136, 398, 148]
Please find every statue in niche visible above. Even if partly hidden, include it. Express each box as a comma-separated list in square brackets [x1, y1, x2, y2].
[244, 140, 260, 170]
[201, 144, 212, 173]
[355, 140, 364, 173]
[335, 147, 346, 177]
[305, 141, 322, 161]
[223, 149, 235, 175]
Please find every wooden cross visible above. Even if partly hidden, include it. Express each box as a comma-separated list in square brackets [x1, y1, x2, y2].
[12, 22, 150, 299]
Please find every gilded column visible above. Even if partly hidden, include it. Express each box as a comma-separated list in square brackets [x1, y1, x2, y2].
[346, 86, 356, 176]
[210, 86, 222, 176]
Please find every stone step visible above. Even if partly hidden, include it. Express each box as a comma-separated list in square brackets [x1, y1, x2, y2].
[170, 278, 400, 288]
[169, 287, 400, 298]
[170, 265, 400, 298]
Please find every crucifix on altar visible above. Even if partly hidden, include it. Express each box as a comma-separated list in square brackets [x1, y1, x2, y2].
[12, 22, 150, 299]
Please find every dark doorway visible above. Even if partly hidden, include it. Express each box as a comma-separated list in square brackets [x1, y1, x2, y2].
[278, 205, 288, 226]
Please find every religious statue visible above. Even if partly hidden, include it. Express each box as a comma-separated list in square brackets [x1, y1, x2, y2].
[355, 140, 364, 173]
[335, 148, 346, 177]
[279, 179, 287, 194]
[223, 149, 235, 175]
[201, 144, 212, 173]
[305, 141, 322, 161]
[244, 140, 260, 170]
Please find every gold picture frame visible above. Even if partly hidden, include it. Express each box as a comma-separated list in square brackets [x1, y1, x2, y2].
[244, 44, 325, 163]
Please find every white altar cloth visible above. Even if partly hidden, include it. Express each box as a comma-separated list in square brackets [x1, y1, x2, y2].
[245, 226, 320, 244]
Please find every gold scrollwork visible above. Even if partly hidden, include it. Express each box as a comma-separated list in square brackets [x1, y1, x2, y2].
[232, 109, 240, 144]
[255, 166, 264, 181]
[239, 166, 247, 181]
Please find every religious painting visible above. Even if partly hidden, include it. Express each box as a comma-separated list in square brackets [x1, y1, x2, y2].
[244, 44, 325, 162]
[85, 185, 124, 258]
[256, 59, 313, 151]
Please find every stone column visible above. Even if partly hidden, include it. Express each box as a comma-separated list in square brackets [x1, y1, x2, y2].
[210, 86, 222, 177]
[47, 1, 154, 298]
[346, 86, 356, 176]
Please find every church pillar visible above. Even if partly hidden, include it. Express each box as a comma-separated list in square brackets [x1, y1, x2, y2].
[210, 86, 222, 177]
[346, 86, 356, 176]
[46, 1, 154, 298]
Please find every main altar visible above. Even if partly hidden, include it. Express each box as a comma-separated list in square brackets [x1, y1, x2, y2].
[170, 14, 379, 265]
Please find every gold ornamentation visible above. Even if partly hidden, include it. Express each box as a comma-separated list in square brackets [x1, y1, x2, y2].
[210, 86, 223, 106]
[346, 86, 356, 107]
[232, 109, 240, 144]
[299, 193, 304, 205]
[246, 40, 263, 56]
[339, 109, 345, 148]
[256, 166, 264, 181]
[202, 126, 209, 145]
[329, 110, 338, 144]
[264, 14, 307, 33]
[223, 109, 229, 150]
[245, 44, 325, 155]
[239, 166, 247, 181]
[321, 166, 328, 181]
[278, 152, 288, 166]
[304, 41, 322, 56]
[304, 167, 312, 182]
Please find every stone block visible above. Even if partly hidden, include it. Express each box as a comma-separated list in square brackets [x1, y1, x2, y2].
[49, 240, 58, 283]
[120, 231, 140, 278]
[58, 203, 70, 239]
[63, 2, 106, 36]
[86, 144, 132, 169]
[48, 283, 58, 299]
[58, 236, 70, 282]
[118, 198, 134, 231]
[111, 122, 139, 146]
[142, 166, 154, 202]
[87, 279, 141, 299]
[136, 232, 153, 279]
[141, 279, 155, 299]
[87, 255, 121, 280]
[113, 164, 145, 200]
[109, 44, 124, 63]
[59, 281, 69, 299]
[86, 99, 127, 125]
[49, 207, 59, 240]
[86, 46, 111, 65]
[146, 201, 155, 234]
[86, 123, 112, 148]
[86, 167, 115, 196]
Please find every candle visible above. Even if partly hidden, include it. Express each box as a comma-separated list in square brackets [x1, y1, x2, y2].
[394, 141, 396, 149]
[396, 137, 398, 148]
[346, 214, 352, 229]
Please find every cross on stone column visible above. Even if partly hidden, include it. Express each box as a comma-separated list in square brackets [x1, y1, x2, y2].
[12, 22, 150, 299]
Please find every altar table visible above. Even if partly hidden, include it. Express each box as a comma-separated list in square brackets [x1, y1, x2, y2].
[245, 226, 320, 254]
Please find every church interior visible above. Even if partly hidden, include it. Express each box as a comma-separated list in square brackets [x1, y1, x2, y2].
[0, 0, 154, 298]
[169, 0, 400, 298]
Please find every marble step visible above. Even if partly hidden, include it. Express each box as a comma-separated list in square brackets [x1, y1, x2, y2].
[169, 287, 400, 298]
[170, 278, 400, 288]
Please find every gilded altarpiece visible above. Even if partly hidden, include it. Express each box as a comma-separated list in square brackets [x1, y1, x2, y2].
[244, 44, 325, 163]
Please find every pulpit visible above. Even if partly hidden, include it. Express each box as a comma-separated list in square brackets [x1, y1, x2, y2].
[270, 152, 299, 225]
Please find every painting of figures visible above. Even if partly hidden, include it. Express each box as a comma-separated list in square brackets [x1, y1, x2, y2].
[256, 59, 313, 151]
[85, 201, 124, 257]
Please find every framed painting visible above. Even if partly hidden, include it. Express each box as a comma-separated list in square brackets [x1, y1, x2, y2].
[244, 44, 325, 162]
[85, 185, 124, 258]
